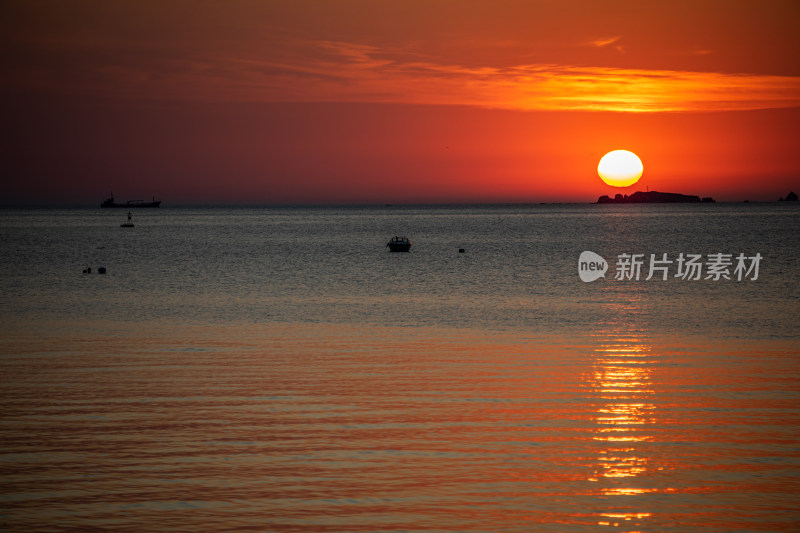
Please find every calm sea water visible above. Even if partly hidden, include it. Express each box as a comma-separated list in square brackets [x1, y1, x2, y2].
[1, 204, 799, 532]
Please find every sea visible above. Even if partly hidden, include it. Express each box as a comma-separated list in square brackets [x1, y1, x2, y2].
[1, 203, 798, 532]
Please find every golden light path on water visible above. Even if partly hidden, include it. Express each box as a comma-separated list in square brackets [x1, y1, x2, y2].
[585, 294, 662, 530]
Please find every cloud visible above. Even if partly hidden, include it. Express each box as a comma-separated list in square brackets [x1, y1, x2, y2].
[590, 36, 622, 48]
[200, 41, 800, 113]
[9, 38, 800, 113]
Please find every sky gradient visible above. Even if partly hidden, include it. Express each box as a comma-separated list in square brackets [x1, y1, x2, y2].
[2, 0, 799, 205]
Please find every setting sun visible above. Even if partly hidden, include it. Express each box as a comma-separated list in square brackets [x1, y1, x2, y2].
[598, 150, 644, 188]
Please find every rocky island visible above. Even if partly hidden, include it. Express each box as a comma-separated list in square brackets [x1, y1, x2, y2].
[597, 190, 715, 204]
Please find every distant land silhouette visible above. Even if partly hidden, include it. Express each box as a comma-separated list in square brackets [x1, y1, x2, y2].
[597, 190, 715, 204]
[778, 191, 798, 201]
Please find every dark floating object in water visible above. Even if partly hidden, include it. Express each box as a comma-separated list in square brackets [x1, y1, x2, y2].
[458, 248, 465, 253]
[83, 267, 92, 274]
[386, 236, 411, 252]
[97, 267, 106, 274]
[120, 211, 134, 228]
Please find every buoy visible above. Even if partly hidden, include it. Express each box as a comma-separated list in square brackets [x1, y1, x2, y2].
[458, 248, 465, 253]
[120, 211, 134, 228]
[97, 267, 106, 274]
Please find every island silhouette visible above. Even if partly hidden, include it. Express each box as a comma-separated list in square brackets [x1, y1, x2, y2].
[597, 190, 715, 204]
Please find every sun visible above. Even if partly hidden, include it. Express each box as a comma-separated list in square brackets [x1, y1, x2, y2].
[597, 150, 643, 187]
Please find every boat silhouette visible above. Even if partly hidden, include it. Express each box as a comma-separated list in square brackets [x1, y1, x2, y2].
[101, 194, 161, 208]
[386, 236, 411, 252]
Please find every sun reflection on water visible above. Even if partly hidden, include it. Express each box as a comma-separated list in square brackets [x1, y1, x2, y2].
[586, 326, 660, 529]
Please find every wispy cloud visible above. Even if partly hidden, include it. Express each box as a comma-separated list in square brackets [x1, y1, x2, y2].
[15, 38, 800, 113]
[200, 40, 800, 112]
[590, 36, 622, 48]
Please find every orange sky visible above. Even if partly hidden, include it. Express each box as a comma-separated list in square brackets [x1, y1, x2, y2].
[2, 0, 799, 204]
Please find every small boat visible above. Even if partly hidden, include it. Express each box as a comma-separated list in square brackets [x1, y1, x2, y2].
[120, 212, 134, 228]
[386, 236, 411, 252]
[101, 194, 161, 208]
